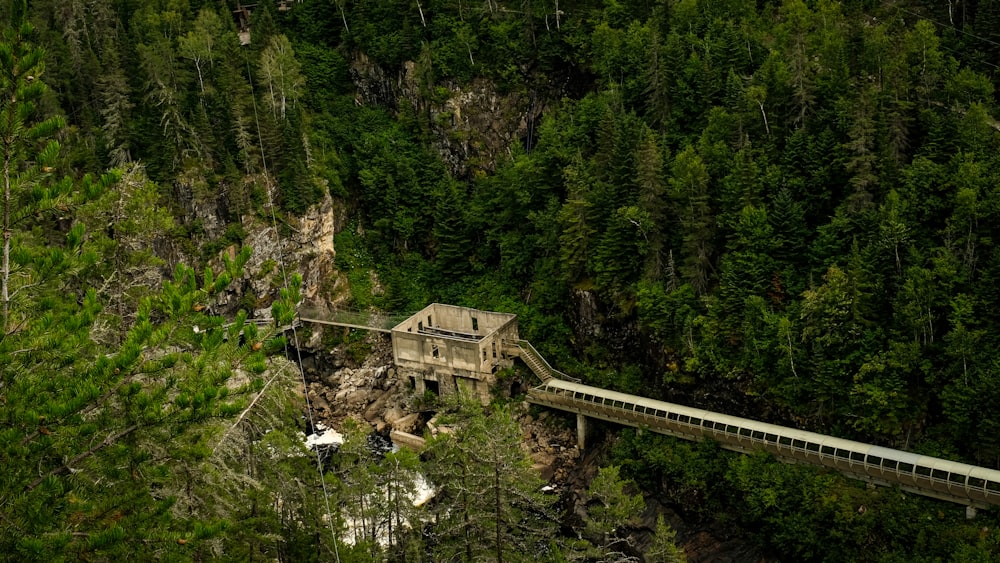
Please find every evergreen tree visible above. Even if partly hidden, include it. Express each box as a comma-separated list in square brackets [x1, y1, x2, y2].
[424, 402, 559, 561]
[646, 515, 687, 563]
[0, 248, 314, 559]
[669, 146, 715, 295]
[635, 128, 669, 279]
[0, 2, 64, 331]
[584, 465, 645, 559]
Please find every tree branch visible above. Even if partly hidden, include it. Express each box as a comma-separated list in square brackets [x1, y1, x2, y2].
[26, 424, 139, 491]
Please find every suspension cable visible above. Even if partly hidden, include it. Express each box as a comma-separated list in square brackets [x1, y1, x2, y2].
[244, 49, 341, 563]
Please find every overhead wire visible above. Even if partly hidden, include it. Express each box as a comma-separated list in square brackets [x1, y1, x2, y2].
[243, 48, 342, 563]
[893, 5, 1000, 49]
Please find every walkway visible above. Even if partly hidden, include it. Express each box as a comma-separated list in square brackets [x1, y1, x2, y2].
[510, 340, 579, 383]
[525, 362, 1000, 510]
[298, 307, 413, 333]
[295, 304, 1000, 509]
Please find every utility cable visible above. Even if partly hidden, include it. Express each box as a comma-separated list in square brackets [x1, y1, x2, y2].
[244, 50, 342, 563]
[894, 6, 1000, 49]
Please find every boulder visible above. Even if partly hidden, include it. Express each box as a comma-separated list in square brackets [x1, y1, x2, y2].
[392, 412, 421, 434]
[532, 464, 553, 481]
[390, 430, 426, 451]
[383, 407, 406, 426]
[363, 389, 394, 422]
[345, 389, 368, 405]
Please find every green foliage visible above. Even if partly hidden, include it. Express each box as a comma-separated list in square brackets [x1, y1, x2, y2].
[0, 254, 318, 559]
[14, 0, 1000, 558]
[424, 402, 559, 561]
[647, 515, 687, 563]
[585, 465, 645, 544]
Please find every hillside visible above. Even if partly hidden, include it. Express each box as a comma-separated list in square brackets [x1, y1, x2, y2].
[5, 0, 1000, 560]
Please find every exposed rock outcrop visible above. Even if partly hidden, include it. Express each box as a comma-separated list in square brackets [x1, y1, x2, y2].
[212, 190, 348, 317]
[351, 54, 545, 179]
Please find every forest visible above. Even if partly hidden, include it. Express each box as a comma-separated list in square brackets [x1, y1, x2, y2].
[4, 0, 1000, 560]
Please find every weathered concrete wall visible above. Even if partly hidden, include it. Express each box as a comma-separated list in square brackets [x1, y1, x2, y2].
[393, 303, 515, 336]
[391, 304, 518, 403]
[394, 332, 481, 373]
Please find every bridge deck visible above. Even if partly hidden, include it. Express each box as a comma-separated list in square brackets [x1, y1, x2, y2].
[294, 305, 1000, 509]
[299, 318, 393, 333]
[528, 377, 1000, 509]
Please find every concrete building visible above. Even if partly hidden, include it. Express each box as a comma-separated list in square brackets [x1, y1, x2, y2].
[391, 304, 519, 402]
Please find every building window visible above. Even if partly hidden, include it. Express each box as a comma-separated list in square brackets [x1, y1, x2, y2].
[418, 321, 423, 332]
[492, 342, 497, 358]
[472, 317, 478, 331]
[427, 315, 432, 327]
[483, 349, 487, 362]
[432, 344, 440, 358]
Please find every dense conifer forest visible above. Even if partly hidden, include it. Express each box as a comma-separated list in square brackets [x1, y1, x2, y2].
[5, 0, 1000, 560]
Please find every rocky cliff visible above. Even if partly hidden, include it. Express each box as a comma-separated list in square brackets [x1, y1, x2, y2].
[208, 191, 349, 319]
[351, 52, 546, 179]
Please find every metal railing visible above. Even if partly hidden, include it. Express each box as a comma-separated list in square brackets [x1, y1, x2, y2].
[528, 379, 1000, 508]
[516, 340, 581, 383]
[298, 307, 415, 332]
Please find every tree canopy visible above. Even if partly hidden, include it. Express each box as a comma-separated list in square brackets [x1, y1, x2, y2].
[7, 0, 1000, 559]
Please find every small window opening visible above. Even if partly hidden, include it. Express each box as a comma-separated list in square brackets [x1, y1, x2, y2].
[432, 344, 440, 358]
[472, 317, 478, 331]
[427, 315, 432, 327]
[492, 341, 497, 358]
[418, 321, 423, 331]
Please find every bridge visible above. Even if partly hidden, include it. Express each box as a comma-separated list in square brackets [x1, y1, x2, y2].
[518, 351, 1000, 510]
[297, 307, 414, 333]
[294, 305, 1000, 510]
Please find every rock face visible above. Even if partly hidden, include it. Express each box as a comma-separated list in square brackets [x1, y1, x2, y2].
[213, 191, 348, 316]
[351, 54, 544, 179]
[519, 409, 581, 485]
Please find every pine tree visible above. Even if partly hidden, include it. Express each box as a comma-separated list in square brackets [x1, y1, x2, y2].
[716, 205, 776, 336]
[558, 160, 599, 284]
[584, 465, 645, 558]
[78, 164, 172, 342]
[434, 181, 472, 279]
[1, 2, 65, 331]
[0, 247, 309, 560]
[424, 402, 559, 561]
[636, 128, 669, 280]
[669, 146, 715, 295]
[646, 515, 687, 563]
